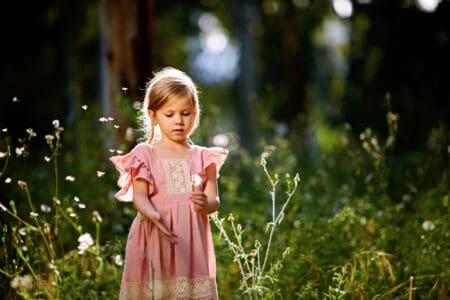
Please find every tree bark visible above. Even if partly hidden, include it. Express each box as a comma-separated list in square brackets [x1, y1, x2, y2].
[100, 0, 154, 147]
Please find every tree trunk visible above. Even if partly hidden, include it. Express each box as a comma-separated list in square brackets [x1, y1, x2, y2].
[100, 0, 154, 148]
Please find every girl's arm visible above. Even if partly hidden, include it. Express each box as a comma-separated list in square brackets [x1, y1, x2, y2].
[133, 179, 177, 243]
[191, 164, 220, 214]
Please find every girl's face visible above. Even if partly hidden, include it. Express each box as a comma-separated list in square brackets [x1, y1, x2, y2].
[149, 94, 196, 146]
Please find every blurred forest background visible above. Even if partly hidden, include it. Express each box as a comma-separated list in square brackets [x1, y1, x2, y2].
[0, 0, 449, 299]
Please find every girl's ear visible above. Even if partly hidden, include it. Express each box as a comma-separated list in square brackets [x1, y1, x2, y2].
[148, 109, 156, 124]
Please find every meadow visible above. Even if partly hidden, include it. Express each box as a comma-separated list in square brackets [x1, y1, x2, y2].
[0, 104, 448, 299]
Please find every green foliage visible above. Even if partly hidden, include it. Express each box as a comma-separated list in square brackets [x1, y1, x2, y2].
[0, 106, 448, 299]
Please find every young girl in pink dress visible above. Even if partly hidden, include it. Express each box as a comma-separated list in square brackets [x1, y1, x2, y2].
[111, 67, 228, 299]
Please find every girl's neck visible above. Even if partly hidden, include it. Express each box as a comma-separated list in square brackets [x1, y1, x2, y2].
[152, 140, 191, 154]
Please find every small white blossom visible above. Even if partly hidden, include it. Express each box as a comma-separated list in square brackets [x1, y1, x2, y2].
[212, 134, 229, 147]
[44, 156, 51, 162]
[113, 254, 123, 266]
[17, 180, 27, 189]
[81, 105, 88, 110]
[65, 175, 75, 182]
[15, 147, 25, 156]
[1, 128, 8, 132]
[96, 171, 105, 177]
[10, 275, 33, 290]
[78, 233, 94, 254]
[30, 212, 39, 218]
[52, 119, 60, 129]
[40, 204, 51, 213]
[113, 125, 120, 129]
[0, 151, 7, 158]
[74, 196, 80, 202]
[0, 203, 7, 211]
[121, 87, 128, 92]
[26, 128, 36, 138]
[4, 177, 12, 184]
[422, 220, 435, 231]
[12, 97, 19, 103]
[98, 117, 108, 123]
[19, 228, 27, 236]
[78, 203, 86, 209]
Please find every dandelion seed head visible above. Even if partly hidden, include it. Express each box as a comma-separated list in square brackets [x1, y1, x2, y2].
[212, 134, 229, 147]
[10, 275, 33, 290]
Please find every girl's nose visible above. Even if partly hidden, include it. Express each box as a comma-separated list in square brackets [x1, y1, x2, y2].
[174, 114, 184, 124]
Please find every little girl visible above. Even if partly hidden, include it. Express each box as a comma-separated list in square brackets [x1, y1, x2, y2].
[111, 67, 228, 300]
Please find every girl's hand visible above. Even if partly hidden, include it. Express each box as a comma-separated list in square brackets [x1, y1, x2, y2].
[190, 191, 208, 213]
[149, 215, 178, 244]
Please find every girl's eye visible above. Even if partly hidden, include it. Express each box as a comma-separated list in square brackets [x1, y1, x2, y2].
[165, 114, 173, 117]
[182, 112, 191, 116]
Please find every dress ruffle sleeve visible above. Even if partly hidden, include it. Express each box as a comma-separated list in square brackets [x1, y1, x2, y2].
[202, 147, 229, 176]
[110, 149, 154, 202]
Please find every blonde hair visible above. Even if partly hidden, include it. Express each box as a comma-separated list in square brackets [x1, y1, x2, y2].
[138, 67, 200, 143]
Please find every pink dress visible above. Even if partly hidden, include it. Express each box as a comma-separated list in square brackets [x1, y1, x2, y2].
[110, 143, 228, 300]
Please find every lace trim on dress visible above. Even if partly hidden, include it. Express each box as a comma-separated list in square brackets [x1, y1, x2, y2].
[162, 159, 191, 194]
[120, 276, 214, 300]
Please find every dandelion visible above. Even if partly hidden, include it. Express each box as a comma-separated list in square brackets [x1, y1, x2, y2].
[45, 134, 55, 145]
[53, 197, 61, 205]
[109, 149, 116, 153]
[0, 151, 7, 158]
[30, 212, 39, 218]
[99, 117, 108, 122]
[4, 177, 12, 184]
[133, 101, 141, 110]
[96, 171, 105, 177]
[108, 117, 114, 121]
[121, 87, 128, 92]
[78, 203, 86, 209]
[74, 196, 80, 202]
[81, 104, 88, 110]
[191, 174, 202, 192]
[114, 254, 124, 266]
[22, 246, 28, 252]
[15, 147, 25, 156]
[116, 150, 123, 154]
[114, 124, 120, 129]
[12, 96, 19, 102]
[78, 233, 94, 254]
[44, 156, 51, 162]
[422, 220, 435, 231]
[1, 128, 7, 132]
[19, 228, 27, 236]
[65, 175, 75, 182]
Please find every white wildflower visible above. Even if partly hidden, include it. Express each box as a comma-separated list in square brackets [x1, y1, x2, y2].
[65, 175, 75, 182]
[81, 105, 88, 110]
[78, 203, 86, 209]
[40, 204, 51, 213]
[73, 196, 80, 202]
[44, 156, 51, 162]
[26, 128, 36, 138]
[12, 96, 19, 103]
[18, 228, 27, 236]
[0, 151, 7, 158]
[422, 220, 435, 231]
[113, 125, 120, 129]
[78, 233, 94, 254]
[15, 147, 25, 156]
[17, 180, 27, 189]
[116, 150, 123, 154]
[0, 203, 7, 211]
[52, 119, 60, 129]
[1, 128, 8, 132]
[98, 117, 108, 122]
[10, 275, 33, 290]
[30, 212, 39, 218]
[113, 254, 123, 266]
[92, 210, 102, 223]
[96, 171, 105, 177]
[4, 177, 12, 184]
